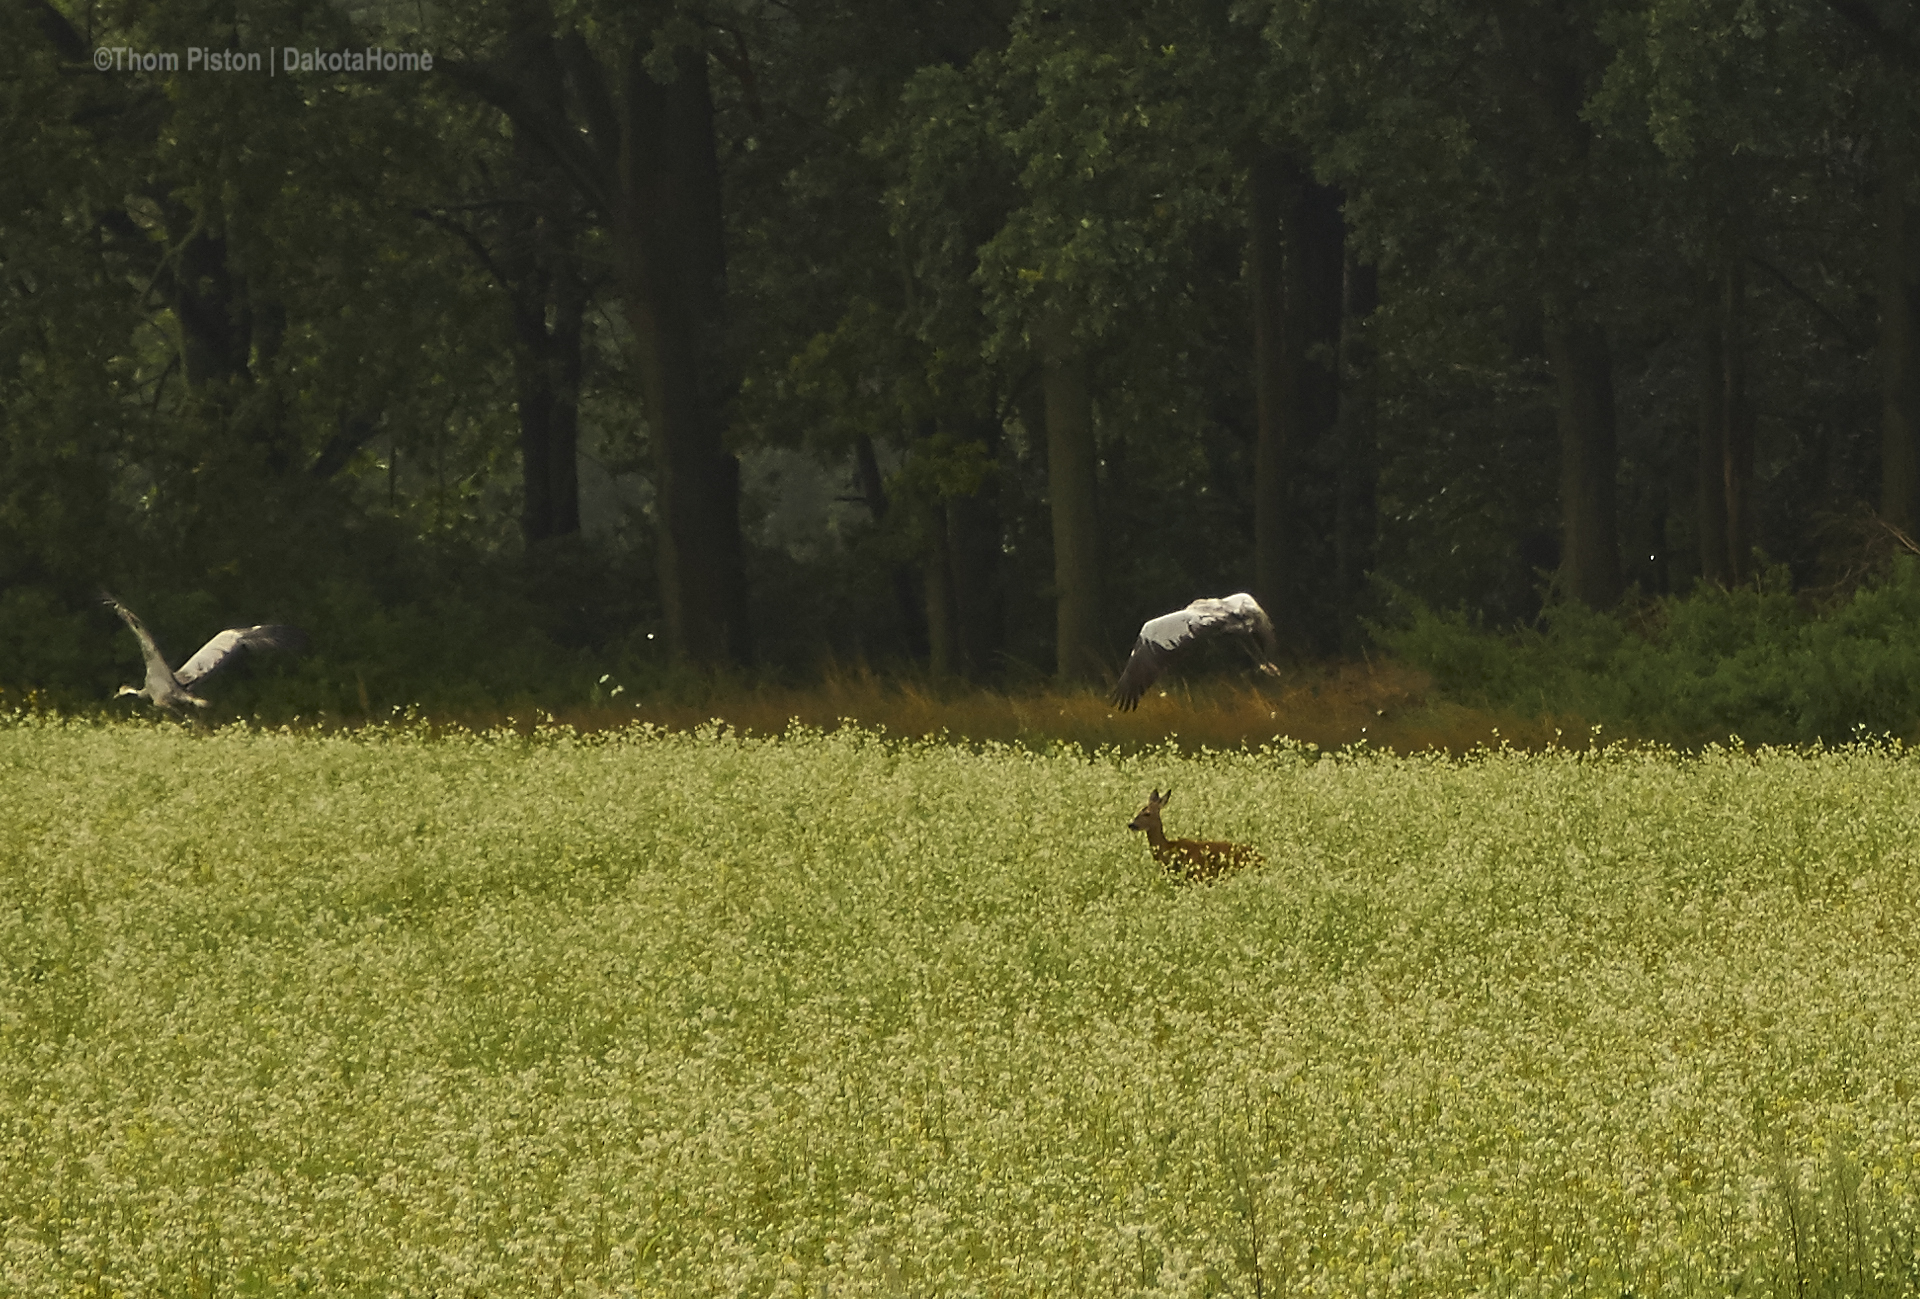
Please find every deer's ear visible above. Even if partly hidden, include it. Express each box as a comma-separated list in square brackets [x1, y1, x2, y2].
[1161, 786, 1173, 803]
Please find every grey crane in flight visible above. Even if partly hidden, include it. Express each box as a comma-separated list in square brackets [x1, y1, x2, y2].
[103, 593, 307, 712]
[1111, 592, 1280, 711]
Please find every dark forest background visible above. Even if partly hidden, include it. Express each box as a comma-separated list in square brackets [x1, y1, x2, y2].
[6, 0, 1920, 733]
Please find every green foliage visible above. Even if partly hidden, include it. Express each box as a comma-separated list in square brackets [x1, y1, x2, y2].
[6, 720, 1920, 1293]
[1383, 560, 1920, 744]
[1, 0, 1907, 691]
[35, 525, 663, 721]
[970, 7, 1242, 352]
[0, 588, 103, 701]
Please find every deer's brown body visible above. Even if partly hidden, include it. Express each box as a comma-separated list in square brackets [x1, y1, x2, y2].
[1127, 788, 1262, 882]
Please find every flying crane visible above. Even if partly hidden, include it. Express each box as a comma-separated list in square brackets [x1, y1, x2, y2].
[1111, 592, 1280, 711]
[103, 593, 306, 712]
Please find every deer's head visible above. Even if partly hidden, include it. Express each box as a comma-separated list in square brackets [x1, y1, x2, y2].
[1128, 787, 1171, 833]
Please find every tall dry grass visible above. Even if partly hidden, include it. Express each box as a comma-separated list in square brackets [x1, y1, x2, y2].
[3, 660, 1590, 752]
[552, 660, 1582, 753]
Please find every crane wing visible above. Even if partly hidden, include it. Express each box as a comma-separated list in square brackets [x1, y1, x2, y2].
[174, 624, 307, 687]
[1111, 636, 1168, 711]
[1110, 595, 1279, 711]
[101, 593, 174, 690]
[1111, 608, 1210, 710]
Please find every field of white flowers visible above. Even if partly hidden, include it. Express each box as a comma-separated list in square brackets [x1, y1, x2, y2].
[4, 714, 1920, 1296]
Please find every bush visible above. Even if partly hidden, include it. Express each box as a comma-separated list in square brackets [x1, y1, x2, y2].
[1379, 559, 1920, 745]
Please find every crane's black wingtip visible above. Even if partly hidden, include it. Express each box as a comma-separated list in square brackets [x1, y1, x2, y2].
[237, 624, 308, 655]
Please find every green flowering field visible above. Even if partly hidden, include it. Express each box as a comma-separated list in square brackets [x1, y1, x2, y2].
[5, 717, 1920, 1296]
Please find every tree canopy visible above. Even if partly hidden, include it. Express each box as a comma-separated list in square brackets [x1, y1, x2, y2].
[4, 0, 1913, 710]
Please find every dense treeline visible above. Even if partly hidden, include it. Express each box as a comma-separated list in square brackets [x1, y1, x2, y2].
[4, 0, 1917, 713]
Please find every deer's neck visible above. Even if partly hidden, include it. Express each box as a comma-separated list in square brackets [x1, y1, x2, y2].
[1142, 822, 1182, 863]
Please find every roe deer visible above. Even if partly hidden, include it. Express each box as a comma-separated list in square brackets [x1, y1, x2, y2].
[1127, 787, 1263, 882]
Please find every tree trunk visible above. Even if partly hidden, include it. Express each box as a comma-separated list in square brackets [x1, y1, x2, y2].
[925, 515, 958, 677]
[512, 286, 585, 543]
[947, 419, 1004, 681]
[502, 44, 587, 546]
[1334, 256, 1379, 649]
[1696, 260, 1755, 585]
[1250, 149, 1344, 648]
[174, 236, 247, 388]
[1547, 316, 1624, 608]
[613, 40, 750, 665]
[1041, 313, 1101, 685]
[152, 201, 295, 471]
[1884, 147, 1920, 535]
[918, 422, 1004, 682]
[1721, 260, 1754, 581]
[503, 168, 587, 542]
[852, 435, 929, 661]
[1696, 287, 1731, 586]
[1296, 185, 1347, 483]
[1249, 149, 1291, 636]
[545, 271, 585, 539]
[427, 21, 585, 543]
[1811, 6, 1920, 529]
[450, 16, 752, 664]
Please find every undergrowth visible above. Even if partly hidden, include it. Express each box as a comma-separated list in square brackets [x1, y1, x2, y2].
[21, 556, 1920, 754]
[1380, 557, 1920, 747]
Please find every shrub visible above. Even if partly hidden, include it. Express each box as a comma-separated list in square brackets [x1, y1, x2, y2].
[1379, 558, 1920, 745]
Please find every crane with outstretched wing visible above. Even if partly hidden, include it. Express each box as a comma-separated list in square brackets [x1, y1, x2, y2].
[1111, 592, 1279, 711]
[103, 593, 307, 712]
